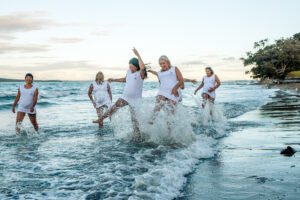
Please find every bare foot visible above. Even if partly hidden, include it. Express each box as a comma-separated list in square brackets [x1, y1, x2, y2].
[93, 117, 104, 126]
[93, 119, 100, 123]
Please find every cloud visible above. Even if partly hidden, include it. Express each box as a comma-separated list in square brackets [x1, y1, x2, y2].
[91, 31, 110, 37]
[0, 33, 16, 40]
[222, 57, 236, 61]
[0, 42, 49, 54]
[0, 61, 119, 71]
[49, 37, 85, 44]
[180, 60, 206, 65]
[0, 11, 59, 33]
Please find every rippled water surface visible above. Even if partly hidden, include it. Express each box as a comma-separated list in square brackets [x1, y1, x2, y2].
[1, 81, 298, 199]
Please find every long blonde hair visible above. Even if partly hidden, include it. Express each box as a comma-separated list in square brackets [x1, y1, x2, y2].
[95, 71, 104, 82]
[159, 55, 171, 67]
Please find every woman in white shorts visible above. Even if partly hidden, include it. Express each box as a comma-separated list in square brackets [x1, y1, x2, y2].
[12, 73, 39, 134]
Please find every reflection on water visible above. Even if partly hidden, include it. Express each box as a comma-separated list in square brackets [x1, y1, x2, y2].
[184, 90, 300, 200]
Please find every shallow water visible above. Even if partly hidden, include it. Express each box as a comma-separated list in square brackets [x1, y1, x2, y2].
[1, 81, 298, 199]
[183, 90, 300, 200]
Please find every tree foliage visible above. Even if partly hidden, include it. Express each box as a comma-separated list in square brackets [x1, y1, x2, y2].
[242, 33, 300, 80]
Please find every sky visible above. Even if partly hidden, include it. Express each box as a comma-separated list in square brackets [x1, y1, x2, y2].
[0, 0, 300, 81]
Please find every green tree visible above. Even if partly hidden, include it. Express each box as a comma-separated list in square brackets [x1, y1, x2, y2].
[242, 33, 300, 81]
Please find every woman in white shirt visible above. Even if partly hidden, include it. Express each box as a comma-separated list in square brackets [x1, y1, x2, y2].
[88, 71, 112, 128]
[93, 48, 147, 136]
[194, 67, 221, 108]
[12, 73, 39, 134]
[148, 55, 184, 118]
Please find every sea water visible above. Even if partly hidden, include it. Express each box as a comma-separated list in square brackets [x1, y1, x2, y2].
[1, 80, 293, 200]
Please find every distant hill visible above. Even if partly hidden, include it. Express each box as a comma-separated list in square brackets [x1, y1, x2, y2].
[0, 78, 63, 82]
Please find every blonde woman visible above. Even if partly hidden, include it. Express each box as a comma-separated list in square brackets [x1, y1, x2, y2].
[88, 71, 112, 128]
[194, 67, 221, 108]
[148, 55, 184, 120]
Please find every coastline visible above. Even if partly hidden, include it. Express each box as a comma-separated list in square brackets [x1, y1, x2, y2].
[260, 79, 300, 92]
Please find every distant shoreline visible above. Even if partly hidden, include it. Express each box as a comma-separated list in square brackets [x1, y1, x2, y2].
[0, 78, 63, 82]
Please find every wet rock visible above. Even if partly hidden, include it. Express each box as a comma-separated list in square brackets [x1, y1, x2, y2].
[280, 146, 296, 156]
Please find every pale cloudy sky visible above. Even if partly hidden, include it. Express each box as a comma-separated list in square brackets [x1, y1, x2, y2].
[0, 0, 299, 81]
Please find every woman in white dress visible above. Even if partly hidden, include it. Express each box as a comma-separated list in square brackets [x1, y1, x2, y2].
[12, 73, 39, 134]
[194, 67, 221, 107]
[93, 48, 147, 135]
[88, 71, 112, 128]
[148, 55, 184, 117]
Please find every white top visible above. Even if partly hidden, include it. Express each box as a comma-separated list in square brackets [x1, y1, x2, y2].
[18, 85, 37, 114]
[92, 81, 112, 108]
[157, 66, 182, 102]
[120, 70, 144, 105]
[202, 74, 216, 98]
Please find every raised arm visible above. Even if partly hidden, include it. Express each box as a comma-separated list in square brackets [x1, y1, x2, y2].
[30, 88, 39, 112]
[12, 88, 20, 113]
[132, 47, 146, 79]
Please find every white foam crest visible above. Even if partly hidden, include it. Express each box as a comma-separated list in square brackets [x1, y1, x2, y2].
[110, 99, 196, 145]
[192, 95, 227, 123]
[129, 134, 216, 200]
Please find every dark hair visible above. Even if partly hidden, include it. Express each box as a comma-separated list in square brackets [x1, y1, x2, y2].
[25, 73, 34, 80]
[129, 57, 147, 78]
[205, 67, 214, 75]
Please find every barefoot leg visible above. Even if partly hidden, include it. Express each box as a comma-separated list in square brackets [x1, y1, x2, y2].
[28, 113, 39, 132]
[16, 112, 26, 134]
[149, 95, 165, 123]
[202, 93, 209, 108]
[93, 98, 128, 125]
[96, 107, 104, 128]
[129, 106, 141, 140]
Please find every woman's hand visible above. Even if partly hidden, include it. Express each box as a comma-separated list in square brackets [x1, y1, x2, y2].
[194, 89, 198, 95]
[208, 87, 215, 93]
[30, 107, 34, 113]
[191, 79, 197, 84]
[93, 102, 96, 108]
[172, 87, 179, 97]
[12, 105, 15, 113]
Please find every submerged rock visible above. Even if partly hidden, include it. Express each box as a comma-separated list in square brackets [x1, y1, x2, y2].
[280, 146, 296, 156]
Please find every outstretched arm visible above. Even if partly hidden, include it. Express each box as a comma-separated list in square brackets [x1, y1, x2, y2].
[12, 88, 20, 113]
[147, 69, 158, 76]
[194, 79, 204, 95]
[132, 47, 146, 79]
[108, 77, 126, 83]
[184, 78, 197, 84]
